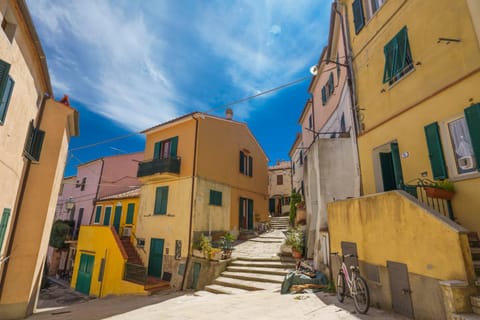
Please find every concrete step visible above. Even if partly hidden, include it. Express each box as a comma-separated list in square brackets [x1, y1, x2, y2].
[452, 313, 480, 320]
[472, 248, 480, 254]
[213, 276, 278, 291]
[236, 256, 295, 262]
[193, 290, 217, 297]
[248, 238, 283, 243]
[227, 265, 291, 276]
[221, 271, 284, 283]
[230, 260, 296, 269]
[204, 284, 249, 295]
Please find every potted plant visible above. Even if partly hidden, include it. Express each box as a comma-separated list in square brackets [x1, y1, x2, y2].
[424, 179, 455, 200]
[221, 232, 235, 259]
[284, 228, 304, 259]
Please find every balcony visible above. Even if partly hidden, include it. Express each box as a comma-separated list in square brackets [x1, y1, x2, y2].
[137, 157, 181, 178]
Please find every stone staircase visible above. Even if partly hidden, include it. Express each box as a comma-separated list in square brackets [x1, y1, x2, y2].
[121, 237, 143, 265]
[270, 216, 289, 230]
[203, 257, 296, 294]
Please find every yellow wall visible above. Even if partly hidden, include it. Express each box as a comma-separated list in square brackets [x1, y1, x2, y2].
[94, 196, 140, 237]
[341, 0, 480, 233]
[328, 191, 474, 281]
[71, 226, 145, 297]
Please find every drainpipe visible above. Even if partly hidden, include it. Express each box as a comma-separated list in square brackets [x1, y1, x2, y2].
[333, 1, 363, 196]
[181, 114, 199, 290]
[0, 93, 50, 296]
[88, 159, 105, 225]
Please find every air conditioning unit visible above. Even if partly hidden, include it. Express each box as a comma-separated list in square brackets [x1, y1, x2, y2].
[458, 156, 474, 170]
[123, 226, 132, 237]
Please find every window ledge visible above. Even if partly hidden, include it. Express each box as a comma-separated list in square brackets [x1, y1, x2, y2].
[449, 171, 480, 183]
[386, 66, 415, 91]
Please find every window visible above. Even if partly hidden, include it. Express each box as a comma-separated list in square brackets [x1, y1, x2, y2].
[24, 121, 45, 162]
[424, 104, 480, 179]
[126, 203, 135, 224]
[321, 73, 335, 106]
[299, 150, 303, 165]
[239, 151, 253, 177]
[0, 60, 14, 125]
[0, 208, 11, 251]
[1, 12, 17, 43]
[154, 186, 169, 215]
[94, 206, 102, 224]
[352, 0, 365, 34]
[103, 206, 112, 225]
[277, 175, 283, 185]
[308, 115, 312, 129]
[365, 0, 386, 20]
[209, 190, 222, 206]
[282, 197, 290, 206]
[80, 177, 87, 191]
[383, 27, 413, 85]
[154, 136, 178, 160]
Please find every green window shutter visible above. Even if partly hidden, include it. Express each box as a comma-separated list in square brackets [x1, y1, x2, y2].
[154, 141, 161, 159]
[321, 87, 327, 105]
[383, 38, 397, 83]
[126, 203, 135, 224]
[424, 122, 448, 179]
[390, 142, 404, 189]
[299, 151, 303, 165]
[464, 103, 480, 171]
[209, 190, 222, 206]
[30, 128, 45, 161]
[103, 207, 112, 226]
[248, 156, 253, 177]
[329, 73, 334, 94]
[0, 60, 11, 106]
[94, 206, 102, 223]
[395, 27, 409, 75]
[154, 186, 169, 215]
[170, 136, 178, 158]
[239, 151, 245, 173]
[0, 208, 11, 250]
[352, 0, 365, 34]
[247, 199, 254, 229]
[336, 54, 341, 77]
[0, 77, 14, 124]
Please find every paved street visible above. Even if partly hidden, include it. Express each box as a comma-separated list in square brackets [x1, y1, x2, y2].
[30, 227, 407, 320]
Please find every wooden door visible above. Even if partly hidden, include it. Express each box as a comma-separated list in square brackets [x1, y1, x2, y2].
[75, 253, 94, 295]
[148, 238, 164, 278]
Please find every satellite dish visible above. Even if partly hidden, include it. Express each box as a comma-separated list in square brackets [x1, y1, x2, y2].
[309, 65, 318, 75]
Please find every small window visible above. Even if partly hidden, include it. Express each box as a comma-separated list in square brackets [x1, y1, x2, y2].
[365, 0, 386, 20]
[321, 73, 335, 106]
[154, 136, 178, 160]
[0, 208, 11, 250]
[277, 175, 283, 185]
[80, 177, 87, 191]
[24, 121, 45, 162]
[282, 197, 290, 206]
[0, 59, 14, 125]
[239, 151, 253, 177]
[209, 190, 222, 206]
[447, 117, 477, 175]
[352, 0, 365, 34]
[383, 27, 414, 85]
[137, 238, 145, 248]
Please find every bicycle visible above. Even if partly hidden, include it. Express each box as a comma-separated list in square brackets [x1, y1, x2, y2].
[332, 252, 370, 314]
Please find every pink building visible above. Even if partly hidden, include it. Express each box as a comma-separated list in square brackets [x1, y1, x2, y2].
[48, 152, 143, 277]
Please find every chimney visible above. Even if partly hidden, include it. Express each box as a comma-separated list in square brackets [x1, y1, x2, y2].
[225, 108, 233, 120]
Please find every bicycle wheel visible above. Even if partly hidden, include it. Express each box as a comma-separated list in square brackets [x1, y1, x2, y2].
[336, 271, 346, 302]
[353, 276, 370, 314]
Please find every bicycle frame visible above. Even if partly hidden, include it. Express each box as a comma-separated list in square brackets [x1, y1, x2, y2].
[340, 261, 355, 294]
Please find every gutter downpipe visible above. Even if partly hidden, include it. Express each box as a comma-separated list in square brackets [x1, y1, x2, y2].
[334, 0, 363, 196]
[0, 93, 50, 297]
[181, 114, 199, 290]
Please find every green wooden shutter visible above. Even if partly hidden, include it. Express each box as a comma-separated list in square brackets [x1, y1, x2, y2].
[94, 206, 102, 223]
[247, 199, 254, 229]
[0, 60, 11, 105]
[154, 186, 169, 215]
[329, 73, 334, 94]
[390, 142, 404, 189]
[248, 156, 253, 177]
[352, 0, 365, 34]
[0, 77, 14, 124]
[170, 136, 178, 158]
[321, 87, 327, 105]
[465, 103, 480, 170]
[0, 208, 11, 250]
[424, 122, 448, 179]
[30, 128, 45, 161]
[103, 207, 112, 226]
[239, 151, 245, 173]
[154, 141, 161, 159]
[395, 27, 409, 75]
[126, 203, 135, 224]
[383, 38, 397, 83]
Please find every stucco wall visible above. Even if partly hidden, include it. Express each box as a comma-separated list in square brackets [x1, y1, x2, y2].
[71, 226, 145, 297]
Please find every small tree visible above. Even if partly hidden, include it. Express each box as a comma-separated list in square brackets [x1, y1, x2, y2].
[49, 220, 73, 249]
[289, 191, 302, 226]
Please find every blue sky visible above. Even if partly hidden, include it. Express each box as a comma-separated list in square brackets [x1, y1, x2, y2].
[27, 1, 330, 176]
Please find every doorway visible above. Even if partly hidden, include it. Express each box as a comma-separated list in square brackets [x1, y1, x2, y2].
[75, 253, 94, 295]
[374, 141, 404, 192]
[387, 261, 414, 318]
[148, 238, 164, 278]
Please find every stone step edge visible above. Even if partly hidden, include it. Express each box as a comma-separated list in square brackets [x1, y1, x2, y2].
[226, 266, 291, 276]
[221, 271, 284, 283]
[204, 284, 249, 295]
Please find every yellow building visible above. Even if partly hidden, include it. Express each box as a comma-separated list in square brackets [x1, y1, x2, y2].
[134, 111, 269, 290]
[329, 0, 480, 318]
[0, 1, 79, 318]
[70, 188, 156, 297]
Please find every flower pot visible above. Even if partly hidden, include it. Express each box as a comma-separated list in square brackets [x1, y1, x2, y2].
[292, 248, 302, 259]
[425, 187, 454, 200]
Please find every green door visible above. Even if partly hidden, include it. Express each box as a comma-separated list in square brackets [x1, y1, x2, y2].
[269, 198, 275, 213]
[192, 262, 201, 290]
[75, 253, 94, 295]
[380, 152, 396, 191]
[103, 207, 112, 226]
[247, 199, 254, 230]
[148, 238, 164, 278]
[113, 205, 122, 234]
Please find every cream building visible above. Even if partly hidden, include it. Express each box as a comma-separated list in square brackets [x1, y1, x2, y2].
[268, 161, 292, 216]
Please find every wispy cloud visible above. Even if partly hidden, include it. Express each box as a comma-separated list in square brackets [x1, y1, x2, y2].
[27, 0, 329, 129]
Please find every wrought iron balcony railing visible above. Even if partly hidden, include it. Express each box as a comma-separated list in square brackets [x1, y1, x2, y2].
[137, 157, 181, 177]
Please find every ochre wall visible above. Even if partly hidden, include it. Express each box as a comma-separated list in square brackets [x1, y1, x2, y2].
[71, 226, 145, 297]
[94, 196, 140, 237]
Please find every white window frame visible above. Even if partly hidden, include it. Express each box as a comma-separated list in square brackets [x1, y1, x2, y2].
[365, 0, 386, 20]
[439, 114, 480, 180]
